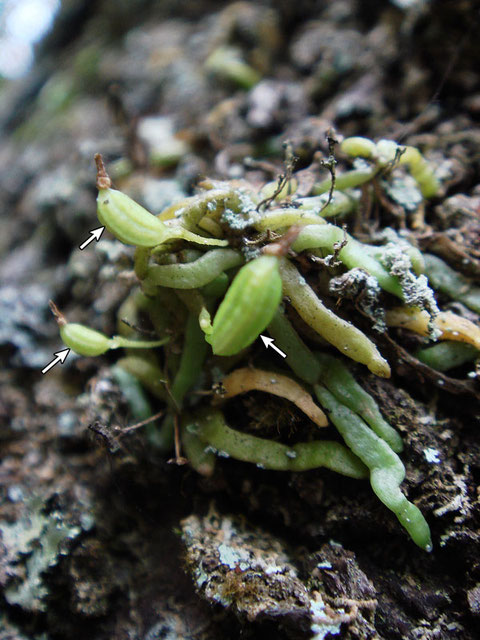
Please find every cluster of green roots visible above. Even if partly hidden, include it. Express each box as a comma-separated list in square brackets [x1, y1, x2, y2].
[53, 136, 480, 550]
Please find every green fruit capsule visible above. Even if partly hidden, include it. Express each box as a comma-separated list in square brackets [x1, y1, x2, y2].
[97, 187, 172, 247]
[60, 323, 112, 356]
[59, 322, 170, 356]
[94, 154, 227, 248]
[207, 255, 282, 356]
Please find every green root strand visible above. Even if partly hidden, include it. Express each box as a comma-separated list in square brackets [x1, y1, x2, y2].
[111, 365, 162, 445]
[340, 136, 377, 158]
[116, 289, 150, 337]
[415, 341, 479, 372]
[190, 409, 368, 478]
[152, 287, 188, 327]
[174, 289, 206, 317]
[279, 258, 391, 377]
[315, 353, 403, 453]
[170, 313, 208, 410]
[205, 46, 261, 90]
[339, 137, 440, 198]
[116, 354, 168, 402]
[297, 191, 357, 218]
[267, 310, 402, 451]
[201, 272, 230, 298]
[112, 366, 154, 420]
[254, 192, 356, 231]
[173, 289, 215, 337]
[158, 312, 209, 450]
[181, 419, 217, 476]
[173, 188, 241, 232]
[267, 308, 321, 385]
[292, 224, 405, 299]
[423, 253, 480, 314]
[313, 167, 378, 195]
[254, 207, 327, 231]
[144, 248, 243, 289]
[117, 310, 208, 452]
[134, 246, 151, 280]
[398, 145, 439, 199]
[144, 295, 174, 337]
[314, 384, 432, 551]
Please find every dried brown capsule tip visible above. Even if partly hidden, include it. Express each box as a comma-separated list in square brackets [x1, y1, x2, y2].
[94, 153, 112, 190]
[49, 300, 67, 327]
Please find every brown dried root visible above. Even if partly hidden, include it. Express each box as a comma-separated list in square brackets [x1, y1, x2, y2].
[213, 367, 328, 427]
[386, 307, 480, 350]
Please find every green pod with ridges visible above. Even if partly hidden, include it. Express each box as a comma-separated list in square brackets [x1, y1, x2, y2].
[60, 322, 169, 357]
[97, 188, 172, 247]
[97, 187, 228, 248]
[60, 323, 111, 356]
[207, 255, 282, 356]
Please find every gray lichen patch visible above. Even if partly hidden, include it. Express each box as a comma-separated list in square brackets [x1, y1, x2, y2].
[329, 268, 386, 332]
[180, 507, 366, 638]
[0, 495, 85, 612]
[377, 238, 440, 336]
[382, 174, 423, 212]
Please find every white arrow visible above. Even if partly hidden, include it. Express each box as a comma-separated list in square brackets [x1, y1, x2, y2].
[79, 226, 105, 250]
[260, 335, 287, 359]
[41, 348, 70, 374]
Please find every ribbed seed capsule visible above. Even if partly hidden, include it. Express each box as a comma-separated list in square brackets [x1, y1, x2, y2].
[207, 255, 282, 356]
[60, 323, 112, 356]
[97, 188, 172, 247]
[59, 322, 170, 357]
[94, 154, 227, 248]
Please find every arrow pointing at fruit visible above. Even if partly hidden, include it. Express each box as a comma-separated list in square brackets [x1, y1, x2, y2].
[260, 335, 287, 359]
[79, 226, 105, 250]
[41, 348, 70, 374]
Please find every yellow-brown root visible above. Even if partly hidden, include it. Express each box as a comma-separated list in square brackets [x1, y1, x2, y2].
[214, 367, 328, 427]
